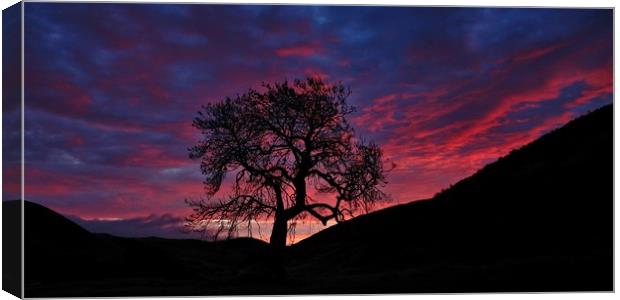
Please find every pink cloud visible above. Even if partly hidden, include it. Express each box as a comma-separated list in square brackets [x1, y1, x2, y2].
[276, 43, 324, 57]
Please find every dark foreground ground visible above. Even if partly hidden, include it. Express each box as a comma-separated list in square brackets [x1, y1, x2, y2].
[10, 104, 613, 297]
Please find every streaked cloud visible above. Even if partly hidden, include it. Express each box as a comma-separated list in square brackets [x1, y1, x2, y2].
[18, 4, 612, 239]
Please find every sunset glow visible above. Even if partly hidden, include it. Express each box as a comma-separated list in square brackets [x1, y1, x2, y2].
[5, 4, 612, 239]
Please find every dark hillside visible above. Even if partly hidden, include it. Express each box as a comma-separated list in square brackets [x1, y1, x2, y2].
[19, 200, 273, 297]
[290, 104, 612, 293]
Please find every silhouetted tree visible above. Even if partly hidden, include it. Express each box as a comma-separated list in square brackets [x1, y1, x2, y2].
[186, 78, 389, 249]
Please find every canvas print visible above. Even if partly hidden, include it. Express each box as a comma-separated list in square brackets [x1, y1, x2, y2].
[2, 2, 613, 298]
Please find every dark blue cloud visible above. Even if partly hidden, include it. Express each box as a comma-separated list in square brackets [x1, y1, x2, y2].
[67, 213, 201, 239]
[3, 3, 22, 200]
[20, 4, 612, 239]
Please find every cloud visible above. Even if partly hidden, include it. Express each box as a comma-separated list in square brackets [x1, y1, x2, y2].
[22, 4, 612, 238]
[67, 213, 197, 239]
[275, 43, 324, 57]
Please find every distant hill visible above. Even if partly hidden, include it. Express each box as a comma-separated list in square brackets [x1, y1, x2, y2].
[21, 200, 171, 282]
[11, 104, 613, 296]
[17, 200, 273, 297]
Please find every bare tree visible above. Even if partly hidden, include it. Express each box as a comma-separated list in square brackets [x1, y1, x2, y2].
[186, 78, 390, 249]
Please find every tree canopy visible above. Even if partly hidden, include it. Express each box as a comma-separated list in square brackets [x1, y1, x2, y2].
[186, 78, 390, 247]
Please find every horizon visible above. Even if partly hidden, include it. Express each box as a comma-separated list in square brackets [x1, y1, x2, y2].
[3, 4, 613, 241]
[7, 105, 610, 243]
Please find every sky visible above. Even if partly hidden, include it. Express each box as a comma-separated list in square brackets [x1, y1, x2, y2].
[3, 4, 613, 241]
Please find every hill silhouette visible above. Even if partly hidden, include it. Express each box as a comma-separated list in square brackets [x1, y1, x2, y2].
[15, 104, 612, 296]
[288, 104, 612, 293]
[18, 200, 274, 297]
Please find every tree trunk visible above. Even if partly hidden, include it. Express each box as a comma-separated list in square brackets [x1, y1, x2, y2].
[269, 213, 288, 249]
[268, 212, 288, 280]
